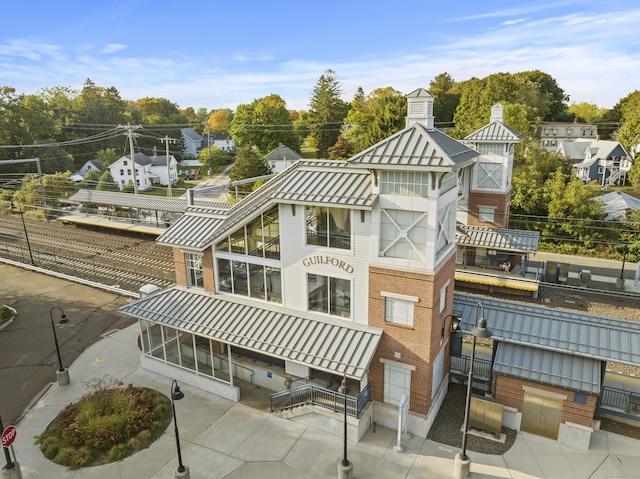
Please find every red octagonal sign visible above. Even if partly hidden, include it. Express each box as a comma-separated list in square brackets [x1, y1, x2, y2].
[1, 425, 16, 448]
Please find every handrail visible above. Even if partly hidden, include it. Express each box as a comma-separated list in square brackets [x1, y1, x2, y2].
[269, 382, 371, 418]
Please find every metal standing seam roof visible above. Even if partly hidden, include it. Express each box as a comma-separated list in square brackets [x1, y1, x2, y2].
[68, 189, 224, 213]
[119, 287, 383, 379]
[463, 121, 524, 142]
[455, 224, 540, 253]
[271, 167, 373, 208]
[157, 212, 227, 249]
[453, 292, 640, 366]
[493, 342, 601, 394]
[208, 161, 373, 245]
[347, 123, 479, 168]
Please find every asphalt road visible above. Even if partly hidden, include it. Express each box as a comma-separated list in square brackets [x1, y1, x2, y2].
[0, 263, 135, 425]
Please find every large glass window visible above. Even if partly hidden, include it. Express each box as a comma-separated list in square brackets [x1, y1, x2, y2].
[307, 274, 350, 318]
[306, 206, 351, 249]
[475, 162, 503, 190]
[215, 206, 280, 259]
[217, 258, 281, 303]
[185, 253, 203, 288]
[381, 171, 429, 197]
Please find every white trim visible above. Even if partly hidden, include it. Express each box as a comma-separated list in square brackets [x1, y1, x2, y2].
[380, 291, 419, 303]
[522, 386, 567, 401]
[379, 358, 416, 371]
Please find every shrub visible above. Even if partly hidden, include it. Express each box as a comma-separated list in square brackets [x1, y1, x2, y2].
[108, 443, 132, 462]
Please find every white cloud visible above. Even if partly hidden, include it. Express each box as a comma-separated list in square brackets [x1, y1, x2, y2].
[100, 43, 127, 54]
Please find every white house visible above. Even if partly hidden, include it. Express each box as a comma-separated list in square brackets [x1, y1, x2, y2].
[78, 159, 104, 178]
[265, 144, 303, 173]
[537, 120, 598, 152]
[109, 152, 178, 191]
[557, 138, 633, 186]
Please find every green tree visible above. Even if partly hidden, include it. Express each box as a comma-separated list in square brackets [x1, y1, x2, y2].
[543, 170, 603, 245]
[198, 146, 232, 173]
[307, 70, 349, 158]
[343, 87, 406, 153]
[96, 170, 120, 191]
[96, 148, 119, 166]
[429, 72, 460, 128]
[207, 109, 234, 134]
[228, 146, 272, 195]
[568, 102, 607, 124]
[14, 172, 77, 217]
[514, 70, 570, 121]
[79, 169, 99, 189]
[230, 94, 299, 153]
[614, 91, 640, 153]
[510, 143, 572, 219]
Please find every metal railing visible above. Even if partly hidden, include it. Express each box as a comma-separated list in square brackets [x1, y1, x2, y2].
[600, 386, 640, 417]
[269, 382, 371, 418]
[449, 356, 493, 385]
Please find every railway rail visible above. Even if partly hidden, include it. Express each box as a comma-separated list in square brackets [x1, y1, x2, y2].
[1, 214, 175, 293]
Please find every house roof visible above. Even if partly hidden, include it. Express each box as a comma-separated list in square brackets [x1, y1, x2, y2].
[119, 287, 383, 380]
[265, 145, 303, 162]
[455, 224, 540, 253]
[405, 88, 434, 99]
[84, 159, 103, 170]
[181, 128, 204, 142]
[562, 140, 629, 166]
[453, 292, 640, 366]
[151, 155, 176, 167]
[557, 141, 588, 161]
[346, 122, 478, 170]
[597, 191, 640, 220]
[493, 342, 601, 393]
[464, 121, 523, 143]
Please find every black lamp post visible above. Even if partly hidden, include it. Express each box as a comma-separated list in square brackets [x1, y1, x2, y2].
[337, 374, 352, 478]
[620, 240, 629, 281]
[171, 380, 189, 478]
[9, 201, 34, 266]
[48, 307, 69, 373]
[442, 314, 461, 338]
[454, 303, 492, 479]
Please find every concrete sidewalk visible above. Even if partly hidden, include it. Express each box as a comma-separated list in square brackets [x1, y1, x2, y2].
[9, 324, 640, 479]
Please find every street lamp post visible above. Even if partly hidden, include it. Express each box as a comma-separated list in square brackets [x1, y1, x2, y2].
[619, 240, 629, 284]
[171, 380, 189, 479]
[337, 375, 353, 479]
[48, 307, 70, 386]
[9, 202, 34, 266]
[454, 303, 493, 479]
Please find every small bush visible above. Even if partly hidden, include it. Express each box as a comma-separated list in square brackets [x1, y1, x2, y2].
[108, 443, 132, 462]
[36, 381, 172, 469]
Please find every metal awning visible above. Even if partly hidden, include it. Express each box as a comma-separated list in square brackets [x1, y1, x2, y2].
[456, 224, 540, 253]
[454, 292, 640, 366]
[494, 342, 601, 394]
[120, 287, 383, 380]
[455, 271, 539, 292]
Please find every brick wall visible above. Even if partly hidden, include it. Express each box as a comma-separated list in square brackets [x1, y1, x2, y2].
[369, 253, 456, 415]
[494, 374, 597, 427]
[468, 191, 510, 228]
[173, 248, 187, 286]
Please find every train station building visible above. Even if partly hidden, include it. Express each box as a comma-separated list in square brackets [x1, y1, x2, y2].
[119, 90, 639, 445]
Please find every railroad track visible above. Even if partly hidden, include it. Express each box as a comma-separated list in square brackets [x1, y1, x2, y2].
[1, 215, 175, 292]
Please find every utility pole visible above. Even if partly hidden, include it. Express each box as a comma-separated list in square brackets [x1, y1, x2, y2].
[118, 124, 142, 194]
[160, 135, 176, 197]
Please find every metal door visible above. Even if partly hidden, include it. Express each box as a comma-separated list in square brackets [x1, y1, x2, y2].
[521, 391, 563, 439]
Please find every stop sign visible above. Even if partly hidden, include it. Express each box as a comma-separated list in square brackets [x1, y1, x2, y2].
[1, 425, 16, 448]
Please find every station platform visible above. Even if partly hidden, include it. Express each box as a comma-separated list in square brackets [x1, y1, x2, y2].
[57, 214, 166, 235]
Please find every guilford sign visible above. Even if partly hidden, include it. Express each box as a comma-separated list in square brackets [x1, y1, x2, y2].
[302, 255, 354, 274]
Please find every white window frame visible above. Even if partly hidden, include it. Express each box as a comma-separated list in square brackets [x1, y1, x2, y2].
[185, 252, 204, 288]
[478, 206, 496, 223]
[381, 292, 419, 327]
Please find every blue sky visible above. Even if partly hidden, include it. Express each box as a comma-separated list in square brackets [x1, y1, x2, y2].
[1, 1, 639, 112]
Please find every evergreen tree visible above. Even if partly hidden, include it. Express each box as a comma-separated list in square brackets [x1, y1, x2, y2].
[307, 70, 349, 158]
